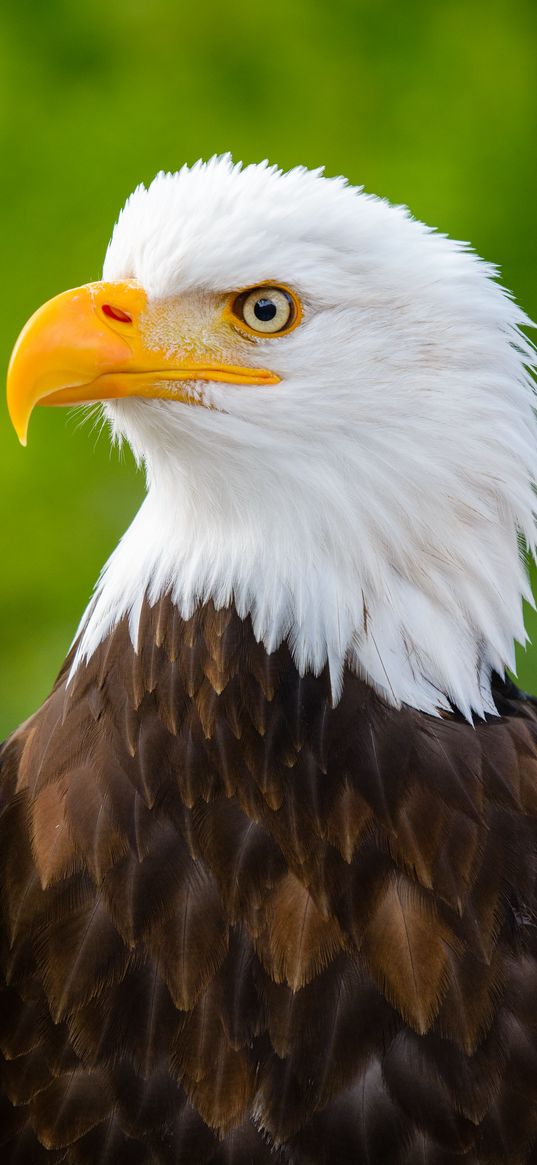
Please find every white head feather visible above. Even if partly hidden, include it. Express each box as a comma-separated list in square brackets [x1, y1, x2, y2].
[72, 155, 537, 718]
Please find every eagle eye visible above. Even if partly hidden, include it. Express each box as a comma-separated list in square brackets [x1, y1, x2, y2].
[229, 285, 301, 336]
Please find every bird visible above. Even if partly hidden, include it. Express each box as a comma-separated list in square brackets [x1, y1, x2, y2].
[2, 153, 537, 1165]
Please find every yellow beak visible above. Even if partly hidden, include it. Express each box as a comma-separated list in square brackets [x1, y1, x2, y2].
[7, 280, 279, 445]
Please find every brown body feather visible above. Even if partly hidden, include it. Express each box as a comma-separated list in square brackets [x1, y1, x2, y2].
[1, 596, 537, 1163]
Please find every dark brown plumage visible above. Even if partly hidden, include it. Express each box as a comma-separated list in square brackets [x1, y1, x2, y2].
[2, 594, 537, 1163]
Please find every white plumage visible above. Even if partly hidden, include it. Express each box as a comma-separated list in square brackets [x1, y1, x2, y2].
[72, 155, 537, 718]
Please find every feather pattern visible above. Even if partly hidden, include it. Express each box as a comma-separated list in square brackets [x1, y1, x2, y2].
[2, 598, 537, 1162]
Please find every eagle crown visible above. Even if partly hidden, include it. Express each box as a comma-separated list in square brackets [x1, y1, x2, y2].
[72, 155, 537, 720]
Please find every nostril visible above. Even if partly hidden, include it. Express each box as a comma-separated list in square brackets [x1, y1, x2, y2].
[102, 303, 133, 324]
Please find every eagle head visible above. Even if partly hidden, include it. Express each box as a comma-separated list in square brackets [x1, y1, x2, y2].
[7, 156, 537, 718]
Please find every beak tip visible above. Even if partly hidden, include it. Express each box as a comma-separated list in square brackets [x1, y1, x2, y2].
[6, 402, 29, 446]
[9, 406, 29, 446]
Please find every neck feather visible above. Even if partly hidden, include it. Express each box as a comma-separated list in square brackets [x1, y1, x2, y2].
[71, 468, 529, 719]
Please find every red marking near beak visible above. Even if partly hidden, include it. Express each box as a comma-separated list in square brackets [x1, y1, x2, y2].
[102, 303, 133, 324]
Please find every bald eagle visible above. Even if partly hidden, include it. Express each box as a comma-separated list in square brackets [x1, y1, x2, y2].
[3, 156, 537, 1164]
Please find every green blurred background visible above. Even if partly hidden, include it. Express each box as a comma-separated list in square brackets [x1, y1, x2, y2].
[1, 0, 536, 736]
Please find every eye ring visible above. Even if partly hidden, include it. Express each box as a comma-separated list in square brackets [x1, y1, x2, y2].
[226, 284, 302, 337]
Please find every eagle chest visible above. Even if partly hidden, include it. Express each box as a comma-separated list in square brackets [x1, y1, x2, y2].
[2, 597, 537, 1163]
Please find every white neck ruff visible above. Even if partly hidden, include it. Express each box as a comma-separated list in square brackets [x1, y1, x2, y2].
[71, 396, 535, 722]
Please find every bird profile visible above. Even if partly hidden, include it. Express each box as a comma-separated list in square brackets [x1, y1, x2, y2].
[2, 155, 537, 1164]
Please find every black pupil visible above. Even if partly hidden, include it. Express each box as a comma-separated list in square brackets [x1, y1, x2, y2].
[254, 297, 277, 322]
